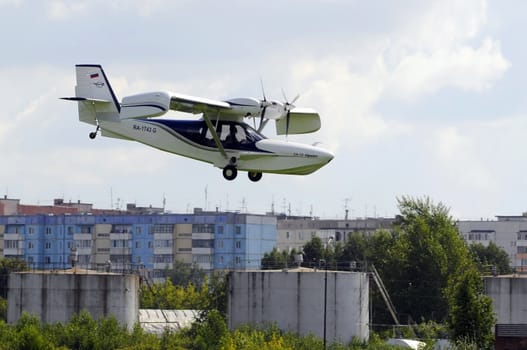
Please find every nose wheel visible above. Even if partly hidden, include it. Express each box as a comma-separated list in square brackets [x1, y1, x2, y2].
[222, 165, 238, 181]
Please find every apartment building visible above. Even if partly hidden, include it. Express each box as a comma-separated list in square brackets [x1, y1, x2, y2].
[0, 202, 276, 280]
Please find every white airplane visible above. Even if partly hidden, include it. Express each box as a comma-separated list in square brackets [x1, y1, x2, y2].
[62, 64, 334, 181]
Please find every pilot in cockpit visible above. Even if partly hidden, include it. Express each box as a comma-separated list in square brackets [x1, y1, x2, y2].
[225, 124, 238, 146]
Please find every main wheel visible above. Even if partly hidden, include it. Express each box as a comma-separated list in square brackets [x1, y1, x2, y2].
[89, 132, 97, 139]
[223, 165, 238, 181]
[248, 171, 263, 182]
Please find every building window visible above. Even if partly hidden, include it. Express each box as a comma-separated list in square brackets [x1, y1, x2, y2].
[46, 227, 52, 235]
[148, 241, 153, 248]
[135, 241, 141, 249]
[45, 242, 52, 249]
[192, 224, 214, 233]
[235, 241, 241, 249]
[219, 256, 224, 264]
[192, 239, 213, 248]
[155, 239, 173, 248]
[45, 257, 51, 264]
[28, 227, 34, 235]
[235, 256, 241, 265]
[28, 242, 34, 250]
[67, 226, 73, 235]
[136, 226, 142, 235]
[150, 224, 174, 234]
[217, 240, 224, 249]
[5, 240, 17, 249]
[235, 226, 241, 234]
[286, 232, 290, 239]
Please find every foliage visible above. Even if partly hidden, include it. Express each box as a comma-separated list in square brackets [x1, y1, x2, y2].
[0, 258, 28, 299]
[302, 236, 324, 266]
[0, 311, 482, 350]
[261, 247, 298, 269]
[470, 241, 512, 275]
[165, 260, 206, 287]
[140, 271, 228, 316]
[0, 297, 7, 322]
[446, 266, 495, 349]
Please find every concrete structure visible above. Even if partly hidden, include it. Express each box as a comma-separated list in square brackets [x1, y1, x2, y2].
[227, 268, 369, 343]
[484, 275, 527, 324]
[8, 269, 139, 328]
[277, 217, 395, 252]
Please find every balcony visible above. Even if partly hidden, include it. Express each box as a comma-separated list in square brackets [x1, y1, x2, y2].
[110, 233, 132, 241]
[110, 247, 131, 255]
[3, 248, 24, 256]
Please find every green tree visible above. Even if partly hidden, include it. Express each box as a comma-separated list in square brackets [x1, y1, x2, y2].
[470, 241, 512, 275]
[166, 260, 206, 287]
[302, 236, 324, 267]
[387, 196, 472, 323]
[261, 248, 288, 269]
[446, 266, 496, 349]
[0, 258, 28, 299]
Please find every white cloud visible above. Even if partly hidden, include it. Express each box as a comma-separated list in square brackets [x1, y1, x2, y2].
[432, 126, 495, 191]
[46, 1, 87, 20]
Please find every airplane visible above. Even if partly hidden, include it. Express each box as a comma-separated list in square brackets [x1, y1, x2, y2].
[62, 64, 334, 182]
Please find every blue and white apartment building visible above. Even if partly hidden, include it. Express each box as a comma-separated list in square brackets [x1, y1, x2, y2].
[0, 204, 276, 280]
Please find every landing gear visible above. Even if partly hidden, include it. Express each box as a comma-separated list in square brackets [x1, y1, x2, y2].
[248, 171, 263, 182]
[89, 125, 100, 139]
[223, 165, 238, 181]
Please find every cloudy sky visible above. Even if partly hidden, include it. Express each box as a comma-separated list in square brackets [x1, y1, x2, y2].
[1, 0, 526, 219]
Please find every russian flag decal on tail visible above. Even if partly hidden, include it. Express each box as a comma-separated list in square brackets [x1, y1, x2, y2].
[90, 73, 99, 79]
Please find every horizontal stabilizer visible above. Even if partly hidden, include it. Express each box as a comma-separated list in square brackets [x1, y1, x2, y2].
[60, 97, 112, 103]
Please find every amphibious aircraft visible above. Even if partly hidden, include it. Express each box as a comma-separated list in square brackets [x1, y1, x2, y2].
[62, 64, 333, 181]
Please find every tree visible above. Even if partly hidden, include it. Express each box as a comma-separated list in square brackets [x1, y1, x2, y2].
[387, 196, 473, 322]
[0, 258, 28, 299]
[446, 266, 496, 349]
[166, 260, 206, 287]
[261, 248, 290, 270]
[470, 241, 512, 275]
[302, 236, 323, 267]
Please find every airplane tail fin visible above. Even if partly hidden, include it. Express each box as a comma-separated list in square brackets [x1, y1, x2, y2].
[62, 64, 120, 125]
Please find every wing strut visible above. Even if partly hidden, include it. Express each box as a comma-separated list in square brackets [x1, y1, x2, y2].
[203, 112, 227, 159]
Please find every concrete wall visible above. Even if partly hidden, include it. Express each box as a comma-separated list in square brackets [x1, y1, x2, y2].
[228, 269, 369, 343]
[485, 276, 527, 324]
[8, 270, 139, 328]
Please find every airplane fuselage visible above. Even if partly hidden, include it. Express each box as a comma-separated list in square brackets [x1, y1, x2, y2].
[98, 118, 334, 175]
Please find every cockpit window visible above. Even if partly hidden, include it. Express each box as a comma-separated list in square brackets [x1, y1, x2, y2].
[152, 119, 265, 151]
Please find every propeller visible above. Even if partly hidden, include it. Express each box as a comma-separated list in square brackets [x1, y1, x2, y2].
[281, 89, 300, 137]
[255, 79, 276, 132]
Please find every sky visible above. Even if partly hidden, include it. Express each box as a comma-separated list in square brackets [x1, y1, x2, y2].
[1, 0, 526, 220]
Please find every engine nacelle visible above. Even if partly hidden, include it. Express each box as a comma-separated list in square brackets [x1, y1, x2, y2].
[120, 91, 170, 119]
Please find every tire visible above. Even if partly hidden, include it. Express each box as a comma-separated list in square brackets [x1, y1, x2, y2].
[248, 171, 262, 182]
[89, 132, 97, 139]
[223, 165, 238, 180]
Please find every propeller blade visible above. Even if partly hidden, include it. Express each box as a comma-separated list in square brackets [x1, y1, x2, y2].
[286, 110, 291, 137]
[260, 78, 267, 102]
[258, 106, 267, 130]
[290, 93, 300, 105]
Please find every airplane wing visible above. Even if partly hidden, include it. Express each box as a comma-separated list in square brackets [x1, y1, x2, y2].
[169, 92, 231, 115]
